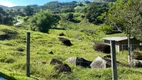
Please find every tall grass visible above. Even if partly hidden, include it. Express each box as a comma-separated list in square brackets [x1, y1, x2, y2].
[0, 24, 141, 80]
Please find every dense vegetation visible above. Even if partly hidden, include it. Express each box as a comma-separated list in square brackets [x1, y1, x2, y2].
[86, 2, 109, 24]
[28, 10, 60, 32]
[0, 0, 142, 80]
[0, 7, 13, 25]
[105, 0, 142, 40]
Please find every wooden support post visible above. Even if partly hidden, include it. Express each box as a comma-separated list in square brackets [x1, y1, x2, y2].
[111, 40, 117, 80]
[26, 32, 30, 77]
[128, 34, 131, 64]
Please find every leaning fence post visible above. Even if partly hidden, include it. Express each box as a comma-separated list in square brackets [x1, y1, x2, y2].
[111, 40, 117, 80]
[26, 32, 30, 77]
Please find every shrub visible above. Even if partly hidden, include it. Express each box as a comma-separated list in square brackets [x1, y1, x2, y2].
[66, 13, 74, 21]
[28, 10, 60, 33]
[132, 50, 142, 60]
[93, 43, 110, 53]
[61, 8, 75, 13]
[99, 24, 113, 34]
[23, 16, 29, 22]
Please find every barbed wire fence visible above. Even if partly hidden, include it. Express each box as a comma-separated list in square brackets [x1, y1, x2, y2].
[120, 44, 142, 54]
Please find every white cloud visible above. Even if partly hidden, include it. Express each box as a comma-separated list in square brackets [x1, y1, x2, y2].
[0, 1, 16, 7]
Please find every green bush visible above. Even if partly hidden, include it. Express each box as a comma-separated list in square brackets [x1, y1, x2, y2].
[132, 50, 142, 60]
[99, 24, 112, 34]
[28, 10, 60, 33]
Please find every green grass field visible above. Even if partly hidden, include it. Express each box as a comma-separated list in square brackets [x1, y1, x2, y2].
[0, 24, 142, 80]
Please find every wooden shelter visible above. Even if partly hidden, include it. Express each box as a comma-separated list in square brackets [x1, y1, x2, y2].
[103, 37, 142, 52]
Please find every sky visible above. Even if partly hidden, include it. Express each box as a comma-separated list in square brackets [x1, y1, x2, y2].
[0, 0, 84, 7]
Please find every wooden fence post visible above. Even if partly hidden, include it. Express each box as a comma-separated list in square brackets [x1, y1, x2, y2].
[122, 44, 123, 54]
[111, 40, 117, 80]
[26, 32, 30, 77]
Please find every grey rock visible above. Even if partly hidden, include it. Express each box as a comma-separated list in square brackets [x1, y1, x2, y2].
[48, 51, 54, 54]
[40, 61, 46, 64]
[90, 56, 106, 69]
[17, 48, 24, 52]
[66, 57, 92, 68]
[50, 58, 62, 65]
[131, 59, 142, 67]
[66, 57, 77, 65]
[54, 64, 71, 73]
[76, 57, 92, 68]
[59, 33, 65, 36]
[58, 37, 72, 46]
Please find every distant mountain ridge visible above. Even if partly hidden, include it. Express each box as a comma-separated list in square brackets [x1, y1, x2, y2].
[11, 6, 25, 9]
[94, 0, 116, 2]
[0, 5, 25, 9]
[0, 5, 9, 9]
[0, 0, 115, 10]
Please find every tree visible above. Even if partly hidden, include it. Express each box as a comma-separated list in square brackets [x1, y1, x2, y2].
[0, 7, 6, 15]
[43, 1, 59, 10]
[105, 0, 142, 64]
[66, 13, 74, 21]
[93, 0, 116, 2]
[0, 7, 13, 25]
[24, 6, 34, 16]
[29, 10, 60, 33]
[86, 2, 109, 24]
[61, 8, 75, 13]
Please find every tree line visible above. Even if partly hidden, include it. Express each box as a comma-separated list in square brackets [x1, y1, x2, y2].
[1, 0, 141, 40]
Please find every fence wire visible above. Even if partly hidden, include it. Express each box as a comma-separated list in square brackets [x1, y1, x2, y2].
[120, 44, 142, 52]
